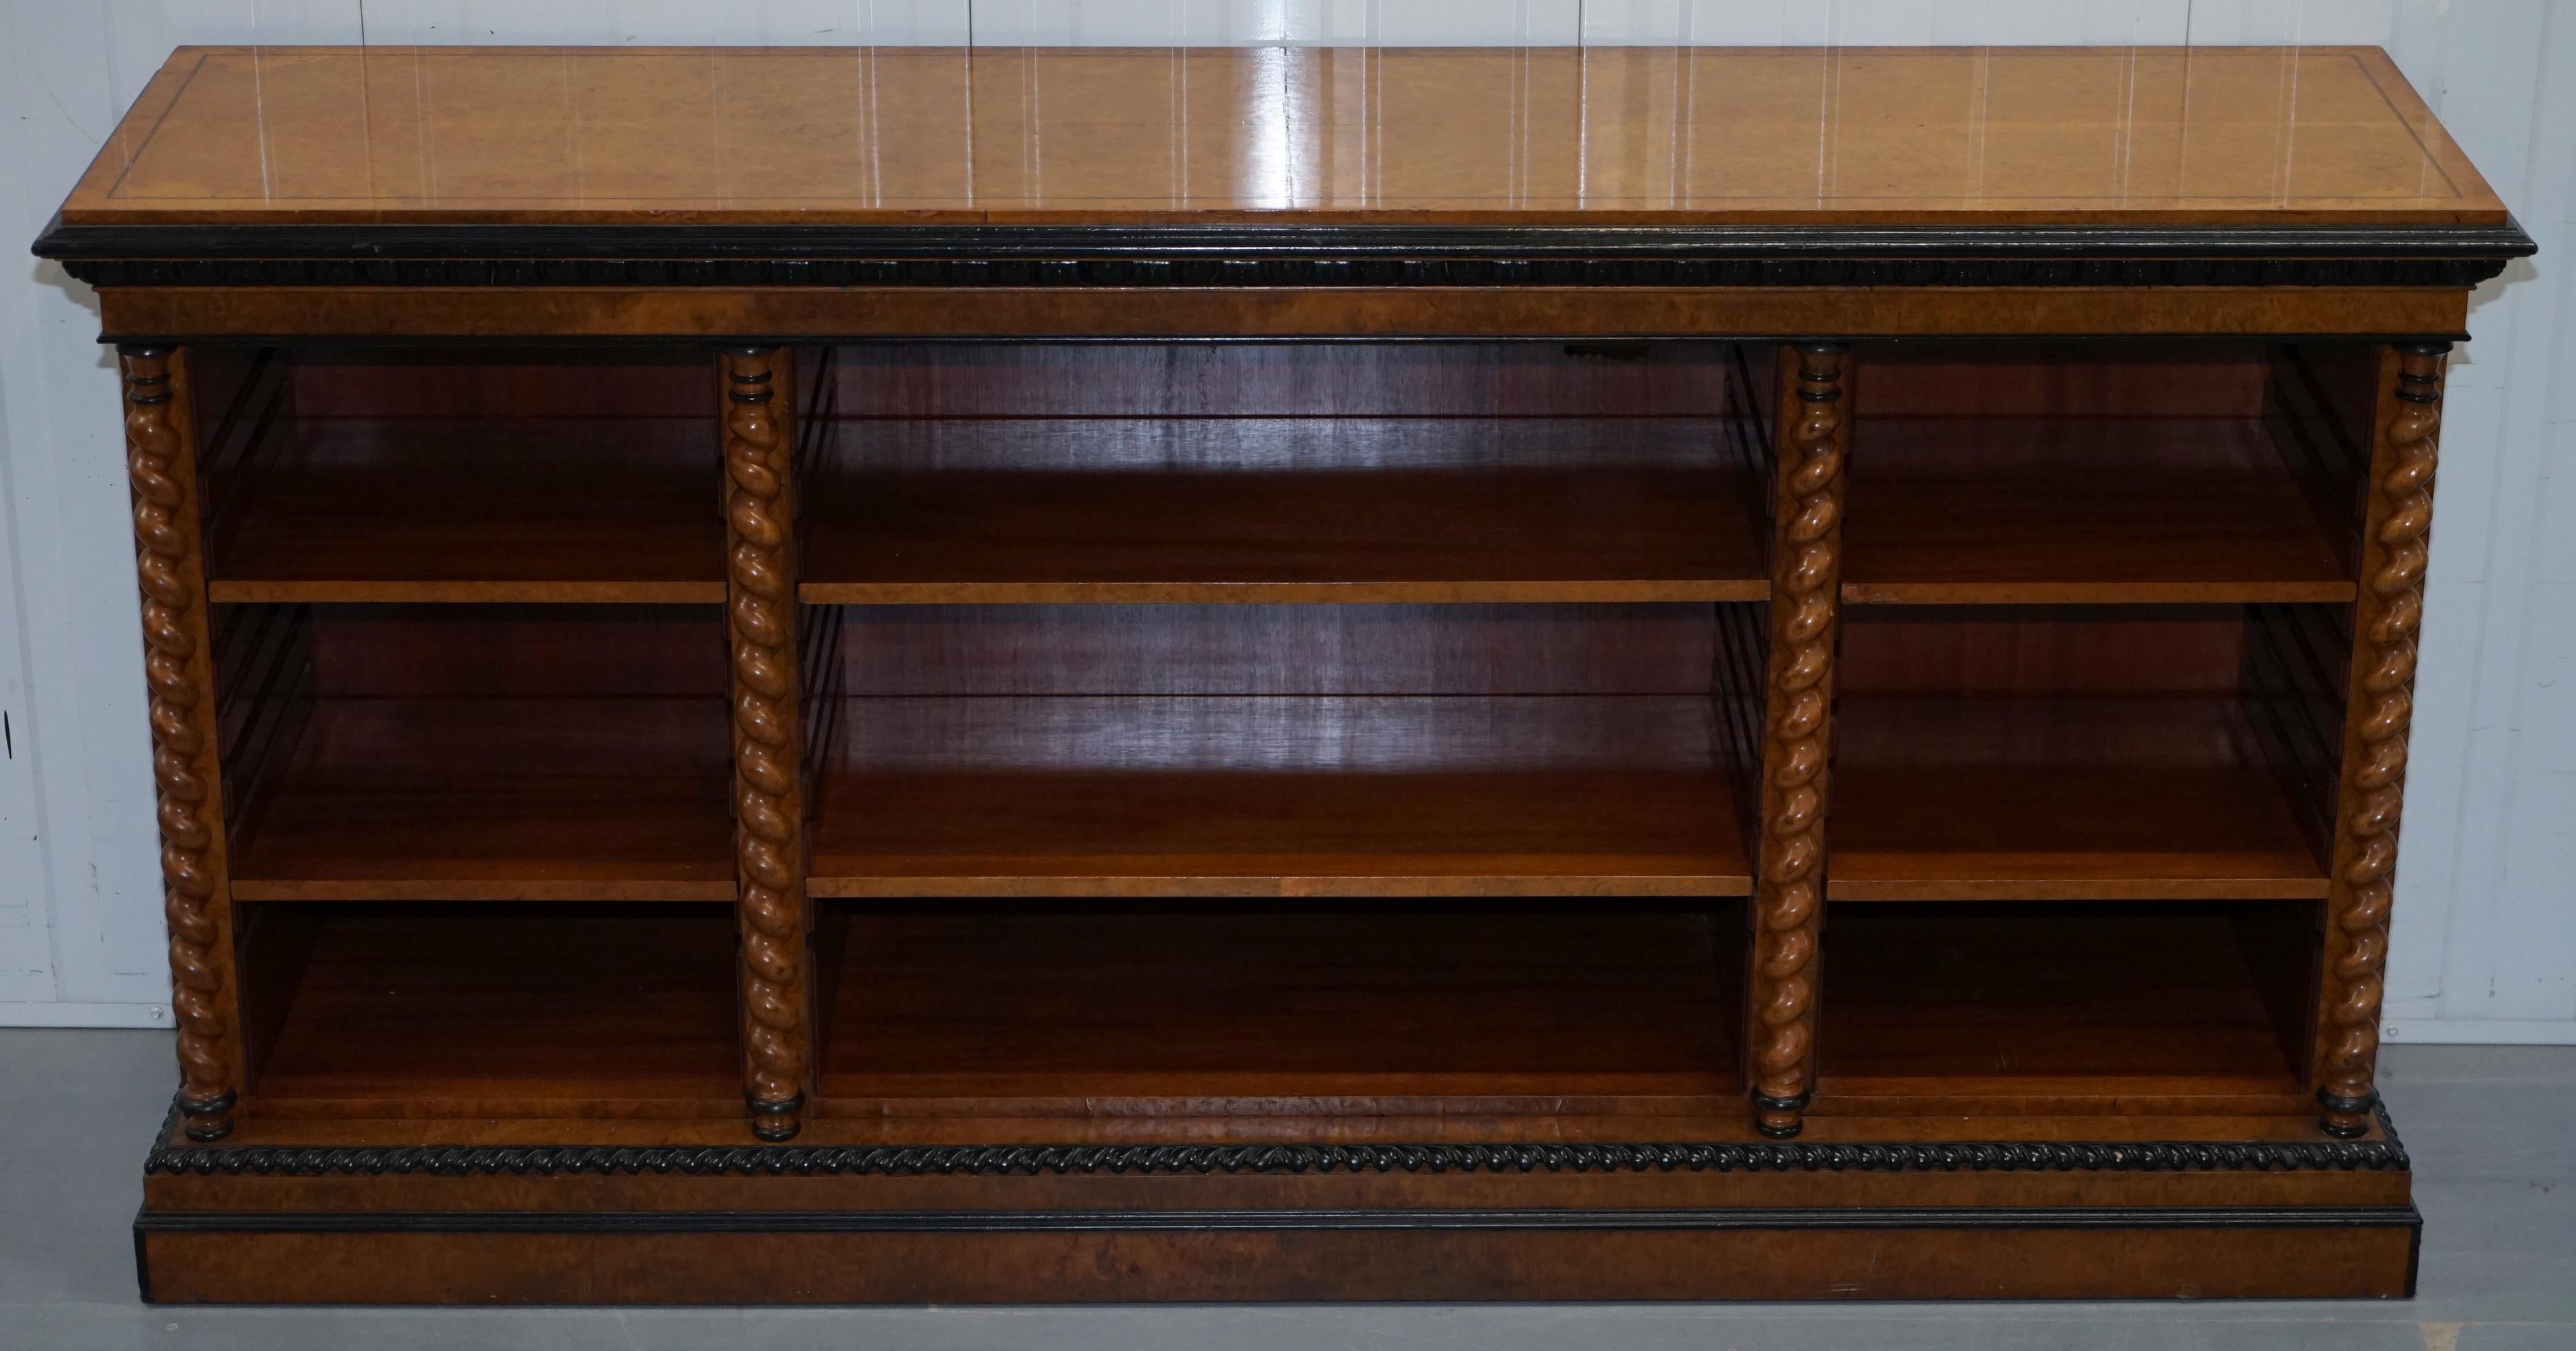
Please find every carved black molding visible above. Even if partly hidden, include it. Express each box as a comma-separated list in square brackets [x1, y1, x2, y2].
[144, 1104, 2410, 1178]
[35, 221, 2535, 289]
[134, 1205, 2422, 1235]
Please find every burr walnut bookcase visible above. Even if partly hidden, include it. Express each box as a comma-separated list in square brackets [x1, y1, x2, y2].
[34, 44, 2531, 1304]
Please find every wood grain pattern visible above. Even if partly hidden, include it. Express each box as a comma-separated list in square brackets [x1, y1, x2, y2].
[243, 905, 740, 1119]
[224, 698, 734, 901]
[808, 696, 1750, 899]
[124, 346, 241, 1141]
[203, 419, 723, 604]
[801, 421, 1766, 605]
[1745, 344, 1847, 1138]
[1830, 696, 2329, 901]
[720, 349, 812, 1142]
[63, 47, 2501, 226]
[1839, 417, 2355, 605]
[132, 1220, 2421, 1304]
[1816, 903, 2311, 1115]
[93, 284, 2477, 344]
[2316, 343, 2445, 1138]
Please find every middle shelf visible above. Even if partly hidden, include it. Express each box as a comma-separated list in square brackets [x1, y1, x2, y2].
[806, 694, 1750, 898]
[211, 596, 2349, 903]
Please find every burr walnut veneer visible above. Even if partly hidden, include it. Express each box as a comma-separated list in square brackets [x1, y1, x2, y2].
[35, 43, 2531, 1304]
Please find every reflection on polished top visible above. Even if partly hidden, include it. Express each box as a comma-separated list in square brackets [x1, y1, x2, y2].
[61, 45, 2502, 228]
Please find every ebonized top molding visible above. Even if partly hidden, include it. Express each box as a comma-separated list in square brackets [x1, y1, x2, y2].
[34, 221, 2537, 289]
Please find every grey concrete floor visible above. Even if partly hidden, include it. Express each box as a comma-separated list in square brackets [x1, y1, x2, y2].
[1, 1031, 2568, 1349]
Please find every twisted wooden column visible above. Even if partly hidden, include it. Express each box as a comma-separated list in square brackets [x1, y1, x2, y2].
[124, 346, 242, 1142]
[2318, 341, 2447, 1139]
[720, 347, 812, 1141]
[1750, 342, 1848, 1139]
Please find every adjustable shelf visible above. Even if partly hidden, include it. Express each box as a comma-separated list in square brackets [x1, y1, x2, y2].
[1828, 603, 2340, 901]
[206, 420, 724, 604]
[801, 419, 1767, 604]
[1839, 417, 2353, 605]
[808, 694, 1751, 898]
[195, 348, 722, 604]
[1830, 696, 2329, 901]
[1839, 342, 2370, 607]
[212, 602, 735, 901]
[227, 696, 735, 901]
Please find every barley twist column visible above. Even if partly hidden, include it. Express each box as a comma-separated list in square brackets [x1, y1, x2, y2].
[2318, 341, 2446, 1139]
[1749, 342, 1849, 1139]
[720, 347, 812, 1141]
[123, 345, 242, 1142]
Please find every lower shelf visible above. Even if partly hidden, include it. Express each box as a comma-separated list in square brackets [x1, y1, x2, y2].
[242, 904, 742, 1119]
[1817, 901, 2315, 1114]
[235, 899, 1742, 1125]
[816, 902, 1742, 1117]
[1830, 696, 2331, 901]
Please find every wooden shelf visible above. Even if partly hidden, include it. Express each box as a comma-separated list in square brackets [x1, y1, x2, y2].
[809, 696, 1750, 897]
[229, 697, 735, 901]
[1817, 902, 2309, 1111]
[247, 904, 741, 1118]
[801, 419, 1765, 604]
[1840, 418, 2353, 605]
[206, 419, 722, 604]
[1829, 696, 2329, 901]
[816, 903, 1740, 1117]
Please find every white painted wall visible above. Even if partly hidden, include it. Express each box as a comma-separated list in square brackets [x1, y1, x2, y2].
[1, 0, 2568, 1041]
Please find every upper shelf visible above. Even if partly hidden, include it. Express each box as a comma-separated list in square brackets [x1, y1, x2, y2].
[45, 45, 2512, 234]
[801, 419, 1766, 606]
[1840, 417, 2354, 606]
[207, 418, 723, 604]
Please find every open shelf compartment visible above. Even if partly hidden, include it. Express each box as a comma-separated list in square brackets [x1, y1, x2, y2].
[1829, 604, 2342, 901]
[212, 602, 735, 901]
[1839, 342, 2376, 605]
[232, 901, 742, 1119]
[1816, 899, 2320, 1114]
[811, 899, 1746, 1121]
[804, 602, 1760, 898]
[188, 347, 724, 604]
[797, 341, 1774, 605]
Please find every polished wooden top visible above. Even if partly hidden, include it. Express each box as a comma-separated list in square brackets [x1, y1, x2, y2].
[59, 45, 2502, 228]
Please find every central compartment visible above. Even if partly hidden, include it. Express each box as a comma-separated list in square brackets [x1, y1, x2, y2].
[805, 603, 1752, 897]
[796, 341, 1772, 899]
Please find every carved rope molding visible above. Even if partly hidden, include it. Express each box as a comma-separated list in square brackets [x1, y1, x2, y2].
[722, 349, 810, 1143]
[141, 1106, 2410, 1178]
[2320, 342, 2446, 1139]
[122, 346, 238, 1143]
[1751, 343, 1847, 1140]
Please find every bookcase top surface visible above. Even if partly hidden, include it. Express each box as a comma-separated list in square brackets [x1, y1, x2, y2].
[50, 44, 2507, 232]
